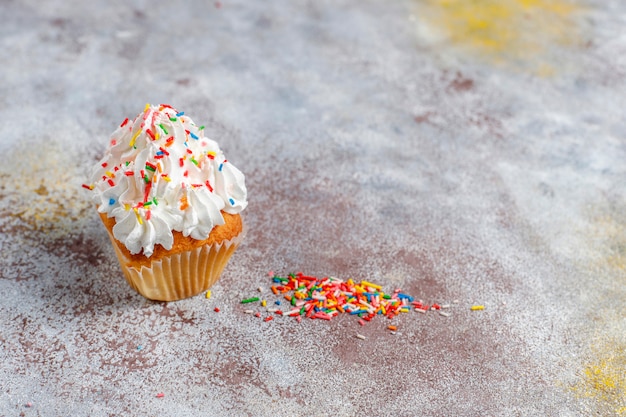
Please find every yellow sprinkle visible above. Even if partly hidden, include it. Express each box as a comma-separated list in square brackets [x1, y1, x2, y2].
[129, 129, 141, 148]
[400, 308, 410, 313]
[361, 280, 382, 290]
[161, 175, 171, 182]
[205, 290, 211, 299]
[105, 171, 115, 178]
[207, 151, 216, 158]
[471, 305, 485, 311]
[155, 132, 160, 141]
[133, 208, 143, 225]
[124, 204, 130, 211]
[261, 300, 267, 307]
[144, 103, 150, 111]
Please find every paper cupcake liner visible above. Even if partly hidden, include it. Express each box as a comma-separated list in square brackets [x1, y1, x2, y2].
[105, 229, 244, 301]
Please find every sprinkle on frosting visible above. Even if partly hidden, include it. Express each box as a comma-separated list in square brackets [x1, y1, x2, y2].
[85, 104, 247, 257]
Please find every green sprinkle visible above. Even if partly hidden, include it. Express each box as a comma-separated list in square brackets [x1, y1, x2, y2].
[199, 125, 205, 130]
[143, 175, 150, 183]
[145, 165, 156, 172]
[190, 157, 198, 166]
[159, 123, 168, 135]
[299, 306, 306, 315]
[143, 201, 152, 206]
[169, 117, 177, 122]
[241, 297, 260, 304]
[383, 294, 392, 299]
[291, 296, 296, 306]
[152, 197, 158, 205]
[125, 161, 131, 166]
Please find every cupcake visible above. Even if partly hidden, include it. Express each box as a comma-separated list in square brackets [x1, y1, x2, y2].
[84, 104, 247, 301]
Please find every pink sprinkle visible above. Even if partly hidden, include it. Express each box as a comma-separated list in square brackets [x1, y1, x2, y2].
[358, 319, 365, 326]
[156, 393, 165, 398]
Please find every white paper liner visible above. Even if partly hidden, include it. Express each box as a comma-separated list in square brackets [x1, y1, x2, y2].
[104, 228, 244, 301]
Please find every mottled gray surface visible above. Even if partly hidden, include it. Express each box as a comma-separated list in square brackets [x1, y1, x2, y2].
[1, 0, 625, 416]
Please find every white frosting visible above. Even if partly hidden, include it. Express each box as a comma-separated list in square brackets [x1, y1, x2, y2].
[88, 104, 247, 257]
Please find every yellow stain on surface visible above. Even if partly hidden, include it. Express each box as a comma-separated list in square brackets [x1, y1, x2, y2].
[0, 139, 92, 237]
[414, 0, 584, 73]
[571, 338, 626, 415]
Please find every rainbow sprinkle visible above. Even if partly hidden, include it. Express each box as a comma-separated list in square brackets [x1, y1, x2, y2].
[239, 272, 452, 325]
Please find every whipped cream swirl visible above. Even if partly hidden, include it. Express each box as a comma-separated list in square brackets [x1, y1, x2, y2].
[87, 104, 247, 257]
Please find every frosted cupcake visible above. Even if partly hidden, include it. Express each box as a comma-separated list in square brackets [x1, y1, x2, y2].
[84, 104, 247, 301]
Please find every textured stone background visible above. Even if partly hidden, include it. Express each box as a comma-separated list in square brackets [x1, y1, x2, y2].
[1, 0, 625, 415]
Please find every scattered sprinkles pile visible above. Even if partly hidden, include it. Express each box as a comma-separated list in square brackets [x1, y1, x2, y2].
[230, 272, 479, 333]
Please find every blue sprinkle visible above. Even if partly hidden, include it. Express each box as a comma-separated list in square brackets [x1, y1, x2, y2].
[219, 163, 223, 171]
[156, 151, 163, 156]
[109, 198, 116, 205]
[176, 111, 184, 117]
[190, 132, 199, 140]
[397, 293, 414, 302]
[275, 300, 281, 306]
[229, 198, 235, 206]
[137, 345, 142, 351]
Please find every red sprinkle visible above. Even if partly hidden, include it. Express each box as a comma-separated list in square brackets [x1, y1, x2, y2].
[120, 117, 129, 127]
[214, 307, 220, 313]
[107, 179, 115, 187]
[264, 316, 273, 322]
